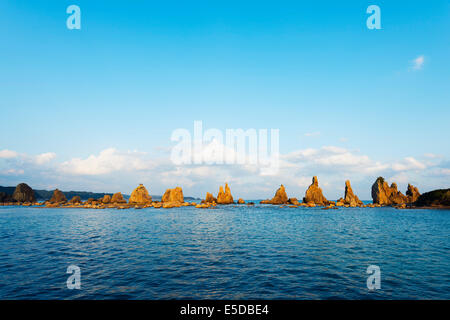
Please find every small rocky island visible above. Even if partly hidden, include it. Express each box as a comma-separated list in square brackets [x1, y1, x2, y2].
[0, 177, 448, 210]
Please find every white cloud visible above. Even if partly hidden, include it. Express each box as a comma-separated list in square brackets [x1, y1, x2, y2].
[34, 152, 56, 165]
[0, 146, 447, 199]
[392, 157, 426, 171]
[0, 149, 18, 159]
[389, 172, 410, 184]
[59, 148, 154, 175]
[283, 146, 378, 172]
[412, 55, 425, 70]
[304, 131, 320, 137]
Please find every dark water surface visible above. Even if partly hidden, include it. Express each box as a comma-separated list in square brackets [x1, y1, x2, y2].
[0, 205, 448, 299]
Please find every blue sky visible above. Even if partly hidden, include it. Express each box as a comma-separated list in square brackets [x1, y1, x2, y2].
[0, 1, 449, 199]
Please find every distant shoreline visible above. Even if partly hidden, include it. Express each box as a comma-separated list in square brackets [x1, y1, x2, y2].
[1, 177, 448, 210]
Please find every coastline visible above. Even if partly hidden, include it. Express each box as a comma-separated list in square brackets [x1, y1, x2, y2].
[1, 176, 448, 210]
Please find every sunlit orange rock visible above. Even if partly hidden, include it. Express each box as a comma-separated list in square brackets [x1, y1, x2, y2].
[261, 184, 289, 204]
[162, 187, 184, 203]
[68, 196, 82, 204]
[343, 180, 363, 206]
[102, 195, 111, 204]
[203, 192, 216, 204]
[129, 184, 152, 205]
[372, 177, 408, 205]
[406, 184, 421, 203]
[303, 176, 328, 206]
[49, 189, 67, 203]
[216, 183, 234, 204]
[111, 192, 126, 204]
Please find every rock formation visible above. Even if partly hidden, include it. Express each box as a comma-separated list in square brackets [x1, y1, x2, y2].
[288, 198, 300, 205]
[68, 196, 82, 204]
[49, 189, 67, 203]
[390, 183, 409, 204]
[406, 184, 421, 203]
[343, 180, 363, 206]
[371, 177, 390, 205]
[203, 192, 216, 204]
[303, 176, 329, 205]
[162, 187, 184, 203]
[111, 192, 126, 204]
[12, 183, 35, 203]
[271, 185, 288, 204]
[238, 198, 245, 204]
[216, 183, 234, 204]
[128, 184, 152, 204]
[261, 185, 289, 204]
[102, 195, 111, 204]
[371, 177, 408, 205]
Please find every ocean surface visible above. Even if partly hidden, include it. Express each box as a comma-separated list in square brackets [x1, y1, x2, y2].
[0, 204, 449, 300]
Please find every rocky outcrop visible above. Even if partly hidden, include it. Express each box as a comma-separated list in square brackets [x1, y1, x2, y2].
[203, 192, 216, 204]
[68, 196, 82, 204]
[128, 184, 152, 204]
[303, 176, 329, 205]
[102, 195, 111, 204]
[216, 183, 234, 204]
[414, 188, 450, 207]
[161, 187, 184, 208]
[343, 180, 363, 206]
[12, 183, 35, 203]
[390, 183, 409, 204]
[162, 187, 184, 203]
[371, 177, 408, 205]
[406, 184, 420, 203]
[261, 185, 289, 204]
[288, 198, 300, 205]
[85, 198, 95, 204]
[111, 192, 126, 204]
[371, 177, 391, 204]
[49, 189, 67, 203]
[238, 198, 245, 204]
[272, 185, 289, 204]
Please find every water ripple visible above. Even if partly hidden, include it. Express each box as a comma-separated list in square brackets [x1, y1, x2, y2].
[0, 205, 448, 299]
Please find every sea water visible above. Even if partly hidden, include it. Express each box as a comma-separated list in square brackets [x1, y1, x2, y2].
[0, 205, 448, 299]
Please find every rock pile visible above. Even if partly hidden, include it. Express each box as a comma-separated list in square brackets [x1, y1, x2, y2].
[12, 183, 35, 203]
[68, 196, 82, 204]
[162, 187, 184, 203]
[261, 185, 288, 204]
[162, 187, 185, 208]
[336, 180, 363, 207]
[216, 183, 234, 204]
[129, 184, 152, 204]
[371, 177, 410, 205]
[49, 189, 67, 203]
[111, 192, 127, 204]
[406, 184, 421, 203]
[303, 176, 329, 206]
[203, 192, 216, 204]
